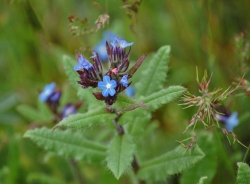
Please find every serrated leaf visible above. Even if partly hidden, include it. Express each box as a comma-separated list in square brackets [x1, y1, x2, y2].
[106, 134, 135, 179]
[135, 45, 170, 97]
[63, 55, 81, 91]
[180, 132, 217, 184]
[141, 86, 185, 111]
[237, 162, 250, 184]
[53, 107, 116, 130]
[137, 145, 205, 181]
[113, 93, 148, 113]
[24, 127, 106, 162]
[119, 108, 150, 125]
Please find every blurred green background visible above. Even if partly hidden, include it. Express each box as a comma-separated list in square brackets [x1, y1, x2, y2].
[1, 0, 250, 183]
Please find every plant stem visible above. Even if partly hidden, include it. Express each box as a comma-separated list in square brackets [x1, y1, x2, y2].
[243, 144, 250, 162]
[69, 159, 85, 184]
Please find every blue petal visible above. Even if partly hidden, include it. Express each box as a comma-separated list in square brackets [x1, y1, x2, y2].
[120, 75, 128, 87]
[102, 89, 109, 97]
[98, 81, 107, 90]
[110, 38, 118, 47]
[39, 82, 56, 102]
[119, 40, 133, 48]
[103, 76, 111, 83]
[125, 86, 135, 97]
[110, 80, 117, 88]
[74, 65, 83, 71]
[109, 88, 116, 96]
[225, 112, 239, 131]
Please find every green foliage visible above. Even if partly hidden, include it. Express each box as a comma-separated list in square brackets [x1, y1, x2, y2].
[24, 127, 107, 162]
[135, 45, 170, 97]
[180, 132, 217, 184]
[137, 145, 205, 181]
[17, 100, 53, 123]
[106, 134, 135, 179]
[141, 85, 186, 111]
[113, 93, 148, 113]
[62, 55, 81, 91]
[197, 176, 208, 184]
[27, 173, 67, 184]
[52, 107, 116, 130]
[237, 162, 250, 184]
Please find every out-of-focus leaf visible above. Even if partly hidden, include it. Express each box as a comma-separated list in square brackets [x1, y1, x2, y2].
[24, 127, 107, 162]
[137, 145, 205, 181]
[106, 134, 135, 179]
[27, 173, 67, 184]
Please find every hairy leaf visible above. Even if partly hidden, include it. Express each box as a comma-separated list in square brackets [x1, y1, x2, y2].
[135, 45, 170, 97]
[24, 127, 107, 162]
[113, 93, 148, 113]
[141, 86, 186, 111]
[53, 107, 116, 130]
[63, 55, 81, 91]
[180, 132, 217, 184]
[137, 145, 205, 181]
[237, 162, 250, 184]
[106, 134, 135, 179]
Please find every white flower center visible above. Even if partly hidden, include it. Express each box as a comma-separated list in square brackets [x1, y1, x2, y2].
[106, 83, 111, 89]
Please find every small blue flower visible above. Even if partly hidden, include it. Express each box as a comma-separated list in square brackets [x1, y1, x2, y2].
[62, 105, 76, 118]
[74, 54, 93, 71]
[94, 32, 117, 61]
[120, 74, 129, 87]
[39, 82, 56, 102]
[110, 38, 133, 48]
[98, 76, 117, 97]
[125, 86, 135, 97]
[50, 91, 61, 102]
[217, 112, 239, 131]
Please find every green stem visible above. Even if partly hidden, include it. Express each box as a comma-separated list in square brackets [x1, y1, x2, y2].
[214, 128, 235, 177]
[243, 144, 250, 162]
[69, 159, 85, 184]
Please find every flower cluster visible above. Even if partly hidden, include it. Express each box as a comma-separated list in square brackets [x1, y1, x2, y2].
[74, 37, 146, 106]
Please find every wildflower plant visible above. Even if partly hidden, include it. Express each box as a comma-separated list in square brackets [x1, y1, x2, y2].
[19, 33, 213, 183]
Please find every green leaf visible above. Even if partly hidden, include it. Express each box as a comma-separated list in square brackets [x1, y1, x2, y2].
[53, 107, 116, 130]
[135, 45, 170, 97]
[24, 127, 107, 162]
[63, 55, 81, 91]
[113, 93, 148, 113]
[119, 108, 150, 125]
[180, 132, 217, 184]
[16, 104, 45, 122]
[27, 173, 67, 184]
[106, 134, 135, 179]
[237, 162, 250, 184]
[137, 145, 205, 181]
[141, 86, 186, 111]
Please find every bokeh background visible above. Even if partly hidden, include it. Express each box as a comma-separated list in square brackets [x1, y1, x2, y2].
[1, 0, 250, 183]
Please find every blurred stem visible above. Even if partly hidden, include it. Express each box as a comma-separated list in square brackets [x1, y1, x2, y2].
[243, 144, 250, 162]
[109, 107, 146, 184]
[69, 159, 85, 184]
[214, 128, 235, 177]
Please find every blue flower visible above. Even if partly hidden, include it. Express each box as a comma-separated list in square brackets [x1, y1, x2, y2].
[74, 54, 93, 71]
[98, 76, 117, 97]
[39, 82, 56, 102]
[50, 91, 61, 102]
[110, 38, 133, 48]
[217, 112, 239, 131]
[62, 105, 76, 118]
[125, 86, 135, 97]
[120, 74, 129, 87]
[93, 31, 117, 61]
